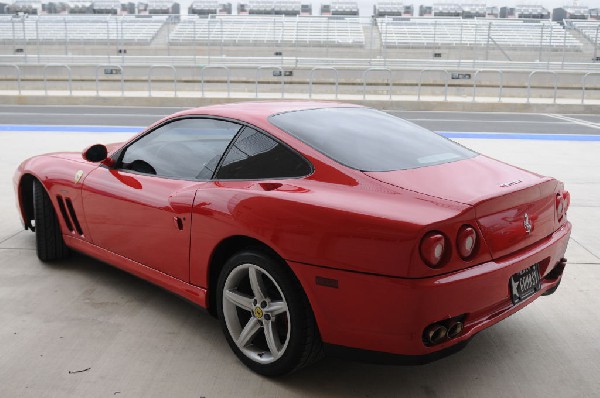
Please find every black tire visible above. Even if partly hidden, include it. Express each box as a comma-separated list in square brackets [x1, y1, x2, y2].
[33, 180, 69, 262]
[216, 250, 323, 377]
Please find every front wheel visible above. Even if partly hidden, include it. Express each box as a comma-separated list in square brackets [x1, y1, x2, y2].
[216, 250, 322, 377]
[32, 179, 69, 262]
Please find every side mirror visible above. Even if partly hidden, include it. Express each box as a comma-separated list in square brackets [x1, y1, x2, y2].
[82, 144, 108, 163]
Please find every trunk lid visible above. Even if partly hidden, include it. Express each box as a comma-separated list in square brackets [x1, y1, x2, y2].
[365, 155, 558, 259]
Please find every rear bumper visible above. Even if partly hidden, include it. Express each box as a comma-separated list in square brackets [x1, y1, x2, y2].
[289, 221, 571, 359]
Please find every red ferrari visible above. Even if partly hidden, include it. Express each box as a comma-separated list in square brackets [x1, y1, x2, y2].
[14, 102, 571, 376]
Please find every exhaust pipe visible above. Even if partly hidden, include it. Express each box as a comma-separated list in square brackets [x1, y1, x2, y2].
[425, 324, 448, 345]
[447, 321, 464, 339]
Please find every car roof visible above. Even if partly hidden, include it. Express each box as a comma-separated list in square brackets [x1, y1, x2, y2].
[173, 101, 364, 121]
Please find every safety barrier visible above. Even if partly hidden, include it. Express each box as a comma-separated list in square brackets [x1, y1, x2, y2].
[1, 64, 597, 103]
[527, 71, 557, 104]
[43, 63, 72, 95]
[148, 65, 177, 97]
[309, 67, 339, 99]
[200, 65, 230, 98]
[418, 69, 449, 101]
[95, 64, 124, 96]
[581, 72, 600, 104]
[0, 63, 21, 94]
[472, 70, 503, 102]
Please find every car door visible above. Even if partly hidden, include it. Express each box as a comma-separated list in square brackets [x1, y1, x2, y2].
[81, 117, 242, 281]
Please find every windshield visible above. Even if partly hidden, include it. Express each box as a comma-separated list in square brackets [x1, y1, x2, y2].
[269, 107, 477, 172]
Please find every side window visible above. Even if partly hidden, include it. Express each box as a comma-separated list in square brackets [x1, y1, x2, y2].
[121, 118, 241, 179]
[215, 127, 312, 180]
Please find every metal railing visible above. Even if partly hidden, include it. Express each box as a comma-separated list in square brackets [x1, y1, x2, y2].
[148, 64, 177, 97]
[43, 63, 72, 95]
[362, 68, 392, 100]
[418, 69, 450, 101]
[309, 67, 339, 99]
[95, 64, 124, 96]
[472, 69, 503, 102]
[581, 72, 600, 104]
[0, 63, 21, 94]
[527, 71, 557, 104]
[200, 65, 231, 98]
[0, 63, 598, 104]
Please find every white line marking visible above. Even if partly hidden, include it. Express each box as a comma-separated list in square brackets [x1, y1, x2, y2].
[545, 114, 600, 130]
[0, 112, 164, 117]
[406, 119, 570, 124]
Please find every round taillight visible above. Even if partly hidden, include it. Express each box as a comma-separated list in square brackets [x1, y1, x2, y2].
[457, 225, 477, 259]
[420, 232, 447, 268]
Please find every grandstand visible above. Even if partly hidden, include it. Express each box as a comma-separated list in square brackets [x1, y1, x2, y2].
[137, 0, 179, 15]
[418, 5, 433, 17]
[92, 0, 121, 14]
[247, 0, 301, 16]
[42, 1, 70, 14]
[188, 1, 231, 16]
[570, 20, 600, 43]
[68, 1, 93, 14]
[461, 4, 486, 19]
[169, 15, 364, 46]
[321, 1, 359, 16]
[0, 14, 167, 43]
[6, 0, 43, 14]
[500, 5, 550, 19]
[486, 6, 499, 18]
[433, 3, 461, 17]
[378, 18, 582, 49]
[553, 6, 589, 22]
[373, 2, 413, 17]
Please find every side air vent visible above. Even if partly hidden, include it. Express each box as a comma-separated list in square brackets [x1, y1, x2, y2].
[56, 195, 74, 233]
[56, 195, 84, 236]
[65, 198, 84, 236]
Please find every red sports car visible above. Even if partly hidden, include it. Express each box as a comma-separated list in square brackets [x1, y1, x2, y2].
[14, 102, 571, 376]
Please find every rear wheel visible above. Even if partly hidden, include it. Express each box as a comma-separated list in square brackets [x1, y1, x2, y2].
[216, 250, 322, 377]
[32, 180, 69, 262]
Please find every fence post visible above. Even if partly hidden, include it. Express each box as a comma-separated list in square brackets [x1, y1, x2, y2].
[148, 65, 177, 97]
[527, 70, 557, 104]
[417, 69, 450, 101]
[309, 67, 339, 99]
[362, 67, 392, 100]
[255, 66, 284, 99]
[581, 72, 600, 104]
[472, 69, 503, 102]
[95, 64, 124, 97]
[0, 64, 22, 95]
[200, 65, 231, 98]
[43, 64, 72, 96]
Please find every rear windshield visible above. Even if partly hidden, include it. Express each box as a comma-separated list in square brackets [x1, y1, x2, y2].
[269, 107, 476, 172]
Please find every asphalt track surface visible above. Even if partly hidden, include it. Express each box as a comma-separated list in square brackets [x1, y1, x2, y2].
[0, 105, 599, 397]
[1, 105, 600, 136]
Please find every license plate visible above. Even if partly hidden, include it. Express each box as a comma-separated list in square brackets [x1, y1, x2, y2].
[509, 263, 541, 305]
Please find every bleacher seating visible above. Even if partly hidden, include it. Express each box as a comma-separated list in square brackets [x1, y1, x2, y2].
[378, 18, 582, 49]
[570, 20, 600, 43]
[169, 15, 365, 46]
[0, 14, 167, 43]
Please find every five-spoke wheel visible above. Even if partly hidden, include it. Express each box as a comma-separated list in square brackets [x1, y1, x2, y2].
[222, 263, 290, 364]
[217, 250, 322, 376]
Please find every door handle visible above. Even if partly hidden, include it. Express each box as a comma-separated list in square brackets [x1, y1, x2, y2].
[173, 216, 184, 231]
